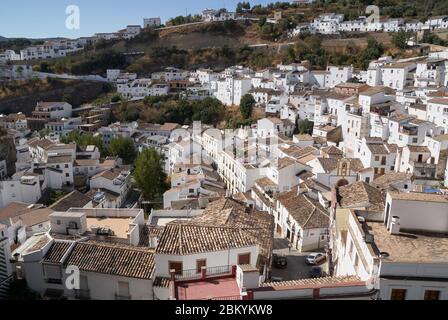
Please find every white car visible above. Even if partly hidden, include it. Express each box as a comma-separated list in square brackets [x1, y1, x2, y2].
[306, 253, 326, 265]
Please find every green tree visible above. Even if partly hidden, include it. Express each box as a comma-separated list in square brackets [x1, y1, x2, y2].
[133, 148, 168, 202]
[111, 94, 121, 103]
[298, 119, 314, 135]
[240, 94, 255, 119]
[108, 136, 137, 165]
[392, 30, 413, 50]
[61, 129, 108, 157]
[236, 2, 251, 13]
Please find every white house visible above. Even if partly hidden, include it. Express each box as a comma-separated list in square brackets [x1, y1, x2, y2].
[89, 169, 132, 208]
[427, 98, 448, 132]
[143, 17, 162, 28]
[354, 138, 398, 179]
[275, 186, 330, 252]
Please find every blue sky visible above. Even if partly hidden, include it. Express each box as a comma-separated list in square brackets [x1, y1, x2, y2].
[0, 0, 273, 39]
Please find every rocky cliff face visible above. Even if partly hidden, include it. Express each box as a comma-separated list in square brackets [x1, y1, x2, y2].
[0, 128, 17, 177]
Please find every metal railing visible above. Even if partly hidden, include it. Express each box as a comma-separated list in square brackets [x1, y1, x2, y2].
[174, 265, 232, 282]
[205, 295, 243, 301]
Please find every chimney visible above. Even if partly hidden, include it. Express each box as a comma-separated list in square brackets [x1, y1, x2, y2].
[389, 216, 401, 235]
[150, 236, 158, 248]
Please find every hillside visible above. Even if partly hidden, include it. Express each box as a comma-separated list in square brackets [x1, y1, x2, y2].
[25, 16, 398, 79]
[0, 79, 110, 115]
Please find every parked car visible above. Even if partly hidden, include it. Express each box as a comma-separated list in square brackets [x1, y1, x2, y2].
[309, 267, 323, 278]
[273, 253, 287, 269]
[305, 253, 326, 265]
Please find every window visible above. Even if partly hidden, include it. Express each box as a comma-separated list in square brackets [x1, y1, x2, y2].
[375, 156, 380, 161]
[390, 289, 407, 300]
[117, 281, 130, 299]
[169, 261, 183, 275]
[424, 290, 440, 300]
[196, 259, 206, 274]
[238, 253, 251, 265]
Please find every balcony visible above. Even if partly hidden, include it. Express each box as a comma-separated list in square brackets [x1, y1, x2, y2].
[169, 265, 248, 300]
[173, 265, 233, 282]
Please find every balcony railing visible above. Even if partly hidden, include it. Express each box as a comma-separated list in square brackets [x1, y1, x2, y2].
[174, 265, 232, 282]
[204, 295, 243, 300]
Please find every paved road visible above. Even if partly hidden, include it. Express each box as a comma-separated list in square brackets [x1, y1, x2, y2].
[271, 238, 328, 281]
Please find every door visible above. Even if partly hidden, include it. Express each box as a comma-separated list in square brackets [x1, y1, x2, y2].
[276, 224, 282, 235]
[196, 259, 206, 274]
[238, 253, 251, 265]
[169, 261, 183, 275]
[117, 281, 130, 299]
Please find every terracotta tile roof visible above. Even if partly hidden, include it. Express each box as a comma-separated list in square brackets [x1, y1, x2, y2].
[27, 138, 54, 150]
[359, 86, 387, 97]
[317, 158, 364, 173]
[407, 145, 430, 153]
[43, 241, 72, 263]
[91, 169, 125, 181]
[372, 172, 413, 191]
[157, 198, 274, 267]
[337, 182, 385, 212]
[74, 159, 99, 167]
[294, 134, 313, 141]
[138, 225, 165, 246]
[12, 208, 53, 227]
[428, 98, 448, 105]
[159, 123, 179, 131]
[255, 177, 277, 188]
[156, 223, 257, 255]
[66, 241, 155, 280]
[262, 276, 362, 289]
[47, 156, 73, 164]
[278, 157, 296, 169]
[276, 187, 330, 229]
[321, 145, 343, 156]
[0, 202, 33, 220]
[366, 143, 389, 154]
[238, 264, 259, 272]
[389, 192, 448, 203]
[153, 277, 171, 288]
[50, 191, 92, 212]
